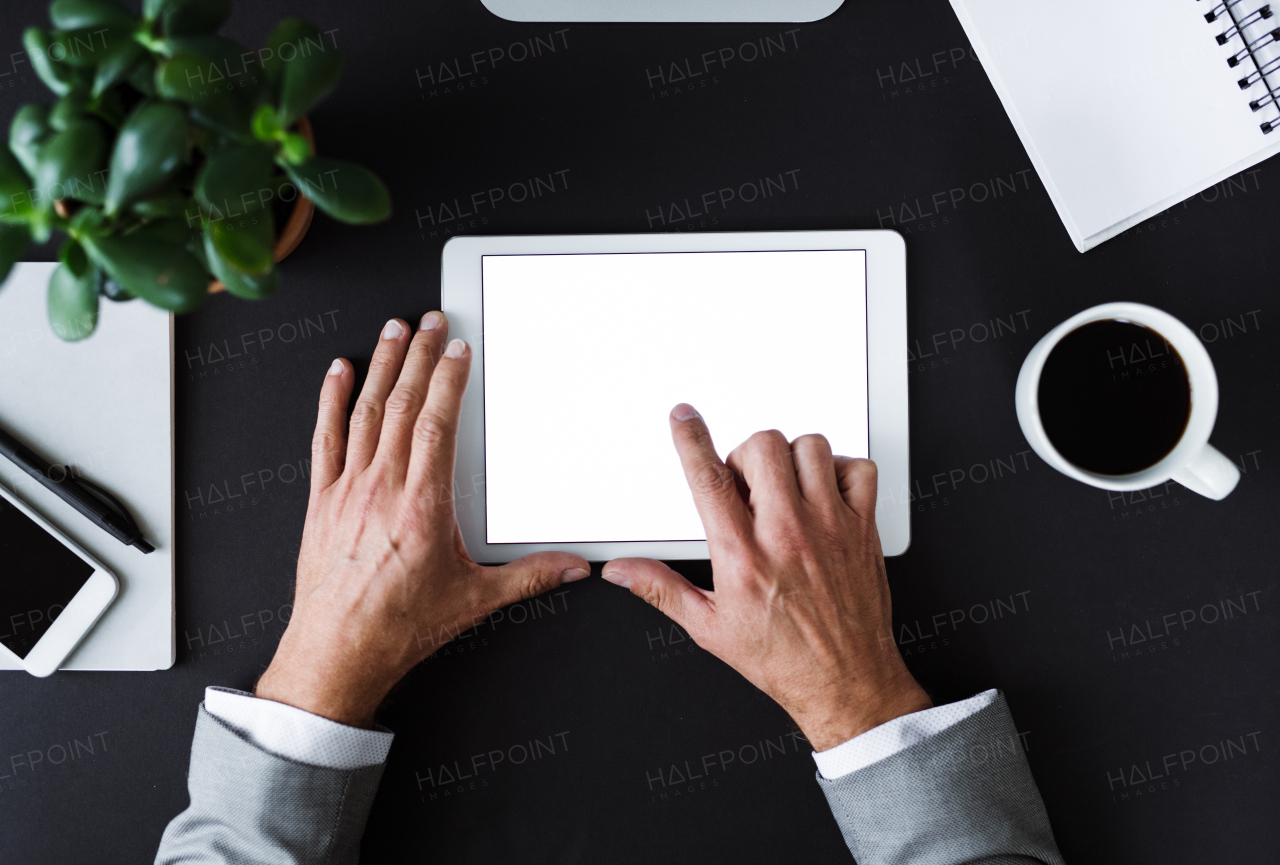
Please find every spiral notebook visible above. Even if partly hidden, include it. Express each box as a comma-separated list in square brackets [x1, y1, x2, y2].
[949, 0, 1280, 251]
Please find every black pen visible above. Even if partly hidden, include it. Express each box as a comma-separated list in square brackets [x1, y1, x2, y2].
[0, 423, 154, 554]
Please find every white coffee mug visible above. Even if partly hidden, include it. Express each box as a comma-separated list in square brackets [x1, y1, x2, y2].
[1015, 302, 1239, 500]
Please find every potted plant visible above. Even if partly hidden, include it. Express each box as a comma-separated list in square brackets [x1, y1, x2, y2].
[0, 0, 392, 340]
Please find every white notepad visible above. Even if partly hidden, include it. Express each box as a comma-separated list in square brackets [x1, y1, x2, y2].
[949, 0, 1280, 251]
[0, 263, 174, 671]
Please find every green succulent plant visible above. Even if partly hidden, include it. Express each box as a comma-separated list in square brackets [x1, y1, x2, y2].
[0, 0, 392, 340]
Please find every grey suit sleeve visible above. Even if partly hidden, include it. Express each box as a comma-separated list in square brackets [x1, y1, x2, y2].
[817, 692, 1065, 865]
[155, 706, 386, 865]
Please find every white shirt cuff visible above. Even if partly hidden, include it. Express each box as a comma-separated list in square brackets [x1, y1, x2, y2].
[812, 688, 997, 780]
[203, 686, 394, 771]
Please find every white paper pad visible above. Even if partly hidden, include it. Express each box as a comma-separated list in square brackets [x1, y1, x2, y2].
[0, 262, 174, 671]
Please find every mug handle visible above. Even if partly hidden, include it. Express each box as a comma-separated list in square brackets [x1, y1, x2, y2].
[1171, 444, 1241, 500]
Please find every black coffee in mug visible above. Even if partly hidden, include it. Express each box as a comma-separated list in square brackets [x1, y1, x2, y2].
[1037, 320, 1191, 475]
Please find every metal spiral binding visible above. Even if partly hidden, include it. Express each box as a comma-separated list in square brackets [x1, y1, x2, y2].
[1213, 4, 1271, 43]
[1204, 0, 1280, 132]
[1203, 0, 1245, 21]
[1226, 26, 1280, 65]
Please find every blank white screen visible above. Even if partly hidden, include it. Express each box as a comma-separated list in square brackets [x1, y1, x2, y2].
[482, 250, 869, 543]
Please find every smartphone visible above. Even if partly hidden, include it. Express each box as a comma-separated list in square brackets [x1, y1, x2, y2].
[0, 484, 118, 677]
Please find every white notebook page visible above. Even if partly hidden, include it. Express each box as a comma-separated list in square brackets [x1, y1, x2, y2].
[950, 0, 1280, 249]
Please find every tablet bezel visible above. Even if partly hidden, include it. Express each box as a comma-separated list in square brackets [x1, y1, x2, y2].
[441, 230, 909, 560]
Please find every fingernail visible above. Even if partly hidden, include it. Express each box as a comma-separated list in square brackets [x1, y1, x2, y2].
[420, 311, 443, 331]
[601, 570, 632, 589]
[445, 338, 466, 358]
[672, 403, 700, 421]
[328, 358, 344, 376]
[560, 567, 590, 582]
[382, 319, 403, 340]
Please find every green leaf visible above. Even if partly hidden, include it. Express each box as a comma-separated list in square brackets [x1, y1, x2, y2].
[35, 120, 107, 207]
[160, 0, 231, 37]
[261, 19, 304, 90]
[194, 142, 273, 212]
[250, 103, 280, 141]
[9, 113, 51, 185]
[48, 262, 99, 340]
[59, 236, 89, 275]
[130, 190, 190, 218]
[127, 216, 191, 247]
[0, 175, 35, 224]
[160, 35, 250, 71]
[167, 35, 266, 104]
[104, 101, 188, 214]
[215, 261, 277, 300]
[49, 87, 89, 131]
[0, 160, 30, 226]
[89, 85, 127, 127]
[154, 53, 211, 102]
[50, 0, 136, 30]
[53, 26, 133, 68]
[0, 224, 30, 285]
[81, 232, 207, 312]
[29, 209, 53, 243]
[25, 28, 77, 96]
[143, 0, 165, 19]
[207, 211, 273, 274]
[10, 104, 52, 177]
[155, 53, 251, 139]
[0, 145, 26, 185]
[192, 143, 278, 274]
[266, 20, 342, 126]
[279, 132, 309, 165]
[93, 39, 147, 98]
[51, 24, 144, 103]
[284, 157, 390, 225]
[69, 203, 105, 234]
[185, 230, 208, 269]
[127, 56, 156, 95]
[204, 231, 277, 299]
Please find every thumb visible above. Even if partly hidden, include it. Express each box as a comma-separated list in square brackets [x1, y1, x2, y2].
[833, 456, 879, 520]
[602, 558, 714, 638]
[480, 551, 591, 610]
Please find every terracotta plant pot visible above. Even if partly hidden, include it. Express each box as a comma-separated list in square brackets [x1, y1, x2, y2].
[209, 114, 315, 293]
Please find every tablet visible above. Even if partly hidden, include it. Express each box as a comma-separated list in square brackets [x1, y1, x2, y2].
[441, 230, 909, 561]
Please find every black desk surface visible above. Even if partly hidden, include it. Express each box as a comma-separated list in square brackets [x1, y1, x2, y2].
[2, 2, 1277, 862]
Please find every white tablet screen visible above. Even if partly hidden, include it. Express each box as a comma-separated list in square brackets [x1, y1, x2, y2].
[481, 250, 869, 544]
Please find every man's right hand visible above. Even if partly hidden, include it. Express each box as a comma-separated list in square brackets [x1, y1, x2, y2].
[601, 403, 931, 752]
